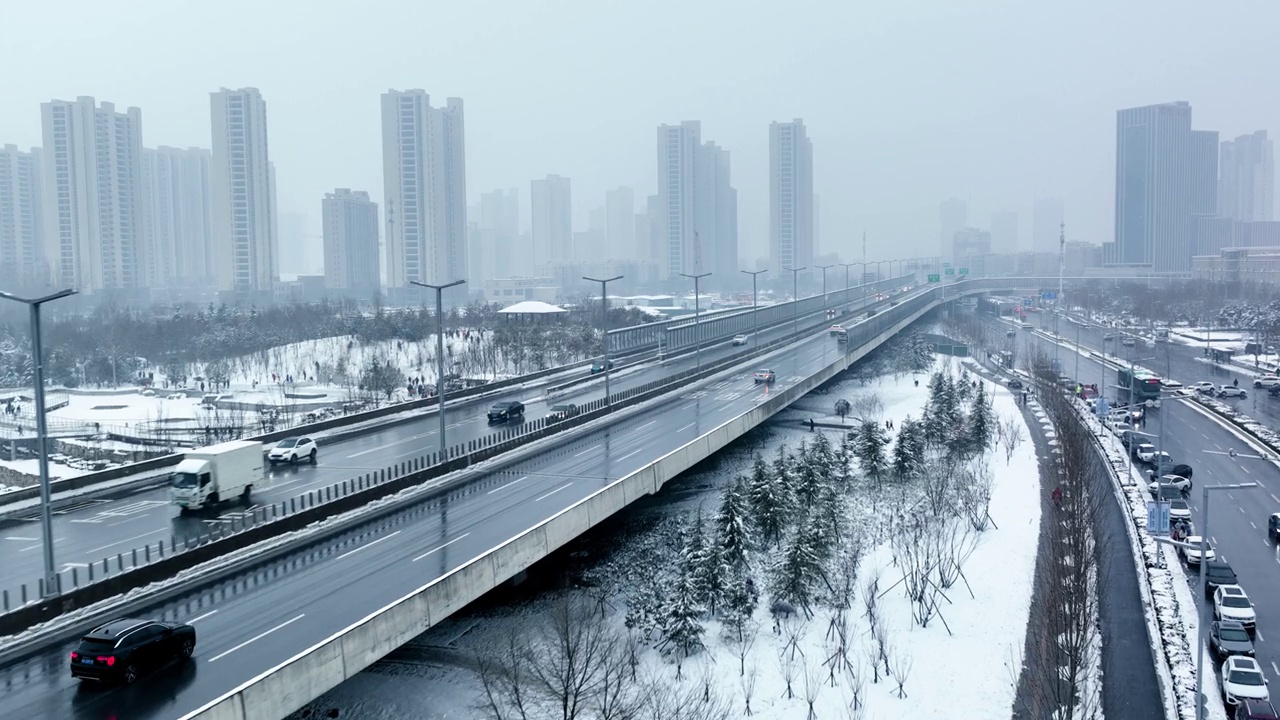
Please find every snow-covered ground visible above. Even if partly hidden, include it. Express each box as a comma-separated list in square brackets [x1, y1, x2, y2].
[288, 356, 1043, 719]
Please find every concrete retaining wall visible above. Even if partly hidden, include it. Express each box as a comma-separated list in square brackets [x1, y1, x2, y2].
[181, 295, 935, 720]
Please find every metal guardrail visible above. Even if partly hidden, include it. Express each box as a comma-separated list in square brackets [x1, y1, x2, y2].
[0, 281, 953, 635]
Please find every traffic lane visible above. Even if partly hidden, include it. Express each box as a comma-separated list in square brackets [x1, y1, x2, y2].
[0, 316, 837, 718]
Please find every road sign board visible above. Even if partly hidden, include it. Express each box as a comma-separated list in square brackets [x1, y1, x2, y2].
[1041, 291, 1058, 300]
[943, 262, 952, 268]
[959, 268, 969, 275]
[1146, 501, 1171, 535]
[928, 274, 941, 283]
[945, 268, 955, 276]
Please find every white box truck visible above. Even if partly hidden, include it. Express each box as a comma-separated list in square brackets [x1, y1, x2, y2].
[169, 440, 265, 511]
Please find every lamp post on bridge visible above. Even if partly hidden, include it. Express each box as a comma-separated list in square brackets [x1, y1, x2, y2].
[782, 266, 806, 337]
[410, 279, 466, 452]
[741, 269, 768, 349]
[584, 275, 623, 404]
[679, 272, 712, 372]
[0, 287, 77, 598]
[815, 264, 834, 312]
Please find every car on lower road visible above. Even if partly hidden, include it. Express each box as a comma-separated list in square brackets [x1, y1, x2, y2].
[1220, 385, 1248, 398]
[487, 400, 525, 423]
[732, 334, 750, 346]
[1235, 699, 1280, 720]
[590, 359, 614, 374]
[1181, 536, 1216, 565]
[1168, 498, 1192, 521]
[1122, 337, 1136, 347]
[1148, 475, 1192, 494]
[1162, 379, 1184, 390]
[1216, 585, 1258, 631]
[1193, 381, 1219, 394]
[753, 369, 776, 384]
[546, 404, 579, 422]
[1007, 378, 1024, 390]
[267, 437, 317, 465]
[70, 618, 196, 684]
[1134, 443, 1158, 463]
[1255, 376, 1280, 390]
[1205, 561, 1239, 597]
[1223, 655, 1270, 706]
[1269, 513, 1280, 541]
[1211, 620, 1257, 659]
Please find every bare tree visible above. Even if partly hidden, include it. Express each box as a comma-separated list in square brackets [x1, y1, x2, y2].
[803, 657, 824, 719]
[890, 647, 914, 699]
[998, 414, 1025, 464]
[741, 662, 759, 716]
[524, 595, 618, 720]
[851, 393, 884, 422]
[730, 618, 760, 677]
[473, 626, 535, 720]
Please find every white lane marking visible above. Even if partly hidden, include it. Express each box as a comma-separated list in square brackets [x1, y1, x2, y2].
[1251, 521, 1258, 529]
[412, 533, 470, 562]
[107, 514, 152, 527]
[207, 614, 306, 662]
[335, 530, 402, 561]
[636, 420, 657, 430]
[1273, 494, 1280, 504]
[19, 537, 64, 552]
[3, 536, 37, 541]
[536, 483, 573, 502]
[60, 562, 89, 569]
[84, 528, 166, 555]
[488, 476, 528, 495]
[1257, 628, 1266, 642]
[188, 610, 219, 624]
[574, 445, 601, 457]
[616, 449, 643, 462]
[678, 422, 695, 433]
[346, 431, 434, 458]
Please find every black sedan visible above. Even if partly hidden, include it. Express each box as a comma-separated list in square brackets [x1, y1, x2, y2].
[1205, 560, 1239, 596]
[1210, 620, 1256, 659]
[71, 618, 196, 684]
[590, 359, 614, 374]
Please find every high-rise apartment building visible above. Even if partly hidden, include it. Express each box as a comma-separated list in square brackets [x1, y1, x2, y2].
[1191, 130, 1220, 216]
[769, 120, 814, 278]
[1219, 130, 1274, 222]
[657, 121, 738, 283]
[472, 188, 519, 282]
[211, 88, 278, 293]
[990, 211, 1018, 254]
[0, 145, 44, 288]
[952, 227, 991, 262]
[1110, 101, 1197, 271]
[322, 188, 379, 296]
[141, 146, 213, 287]
[606, 187, 635, 262]
[939, 198, 967, 260]
[41, 97, 145, 292]
[381, 90, 468, 288]
[531, 174, 571, 265]
[1032, 197, 1064, 255]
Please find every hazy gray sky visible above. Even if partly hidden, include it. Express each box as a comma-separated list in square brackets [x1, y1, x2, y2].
[4, 0, 1277, 264]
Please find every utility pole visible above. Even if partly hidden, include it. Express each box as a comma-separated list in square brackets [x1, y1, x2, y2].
[410, 279, 466, 452]
[741, 269, 768, 349]
[584, 275, 623, 403]
[839, 262, 855, 296]
[816, 264, 834, 310]
[680, 272, 712, 371]
[0, 288, 76, 598]
[783, 266, 806, 337]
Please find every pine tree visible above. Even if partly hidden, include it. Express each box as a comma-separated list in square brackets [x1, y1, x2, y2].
[968, 380, 994, 455]
[714, 477, 753, 576]
[793, 442, 826, 511]
[664, 560, 706, 658]
[855, 419, 889, 485]
[748, 452, 790, 547]
[770, 518, 826, 616]
[835, 430, 855, 488]
[683, 509, 719, 613]
[925, 371, 960, 450]
[892, 417, 926, 480]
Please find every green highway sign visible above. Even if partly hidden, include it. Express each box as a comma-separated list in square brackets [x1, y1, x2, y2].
[943, 262, 952, 268]
[959, 267, 969, 275]
[945, 268, 955, 276]
[928, 274, 941, 283]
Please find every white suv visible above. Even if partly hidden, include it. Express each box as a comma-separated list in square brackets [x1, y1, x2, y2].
[1216, 585, 1257, 630]
[732, 334, 749, 346]
[1254, 376, 1280, 390]
[1192, 381, 1217, 394]
[1222, 655, 1270, 705]
[268, 437, 318, 465]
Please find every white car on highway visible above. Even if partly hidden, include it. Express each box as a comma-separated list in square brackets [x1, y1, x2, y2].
[1162, 379, 1184, 390]
[1192, 381, 1218, 394]
[1216, 585, 1258, 630]
[1222, 655, 1270, 705]
[268, 437, 318, 465]
[732, 334, 749, 346]
[1180, 536, 1216, 565]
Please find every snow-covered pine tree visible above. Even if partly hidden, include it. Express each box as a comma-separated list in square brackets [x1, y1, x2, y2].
[793, 442, 827, 512]
[967, 379, 994, 455]
[925, 371, 960, 450]
[835, 431, 855, 489]
[770, 517, 826, 617]
[749, 451, 791, 548]
[721, 569, 759, 641]
[664, 558, 707, 659]
[855, 419, 890, 486]
[682, 508, 720, 614]
[892, 417, 926, 480]
[714, 476, 753, 576]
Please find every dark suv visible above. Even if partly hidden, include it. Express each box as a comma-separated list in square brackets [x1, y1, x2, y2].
[1237, 699, 1280, 720]
[546, 404, 578, 422]
[70, 618, 196, 684]
[487, 400, 525, 423]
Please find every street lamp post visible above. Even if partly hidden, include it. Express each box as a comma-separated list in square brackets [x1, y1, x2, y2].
[410, 279, 466, 452]
[679, 272, 712, 371]
[741, 269, 768, 349]
[782, 266, 806, 337]
[0, 288, 76, 597]
[584, 275, 623, 403]
[815, 264, 834, 310]
[838, 262, 856, 304]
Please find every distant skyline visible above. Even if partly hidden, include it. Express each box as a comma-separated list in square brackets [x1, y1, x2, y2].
[5, 1, 1277, 266]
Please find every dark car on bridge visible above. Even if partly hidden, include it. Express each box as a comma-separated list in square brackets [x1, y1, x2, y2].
[1205, 561, 1239, 597]
[70, 618, 196, 684]
[546, 404, 579, 422]
[1211, 620, 1256, 659]
[487, 401, 525, 423]
[590, 359, 614, 374]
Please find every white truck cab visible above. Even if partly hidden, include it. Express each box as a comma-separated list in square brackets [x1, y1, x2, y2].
[170, 440, 265, 511]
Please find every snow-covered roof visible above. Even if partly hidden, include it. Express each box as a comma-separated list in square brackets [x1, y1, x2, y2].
[498, 300, 567, 314]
